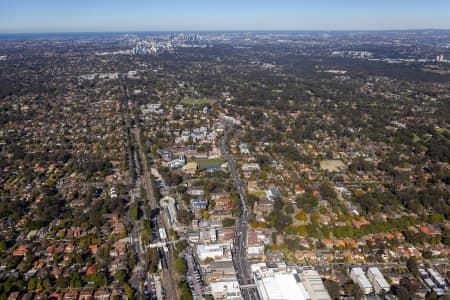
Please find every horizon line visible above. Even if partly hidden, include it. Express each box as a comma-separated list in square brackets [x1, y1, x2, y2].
[1, 28, 450, 35]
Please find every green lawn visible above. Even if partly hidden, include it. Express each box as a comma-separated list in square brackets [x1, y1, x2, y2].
[180, 98, 217, 105]
[248, 190, 267, 197]
[191, 158, 225, 168]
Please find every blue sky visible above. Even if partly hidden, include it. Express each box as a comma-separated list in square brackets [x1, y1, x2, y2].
[0, 0, 449, 33]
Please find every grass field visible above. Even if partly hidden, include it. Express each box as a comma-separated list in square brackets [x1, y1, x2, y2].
[320, 160, 347, 172]
[191, 158, 225, 168]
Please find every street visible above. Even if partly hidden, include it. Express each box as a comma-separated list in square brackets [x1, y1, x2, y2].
[220, 126, 258, 299]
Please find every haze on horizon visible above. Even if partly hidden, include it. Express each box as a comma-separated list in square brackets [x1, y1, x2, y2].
[0, 0, 450, 34]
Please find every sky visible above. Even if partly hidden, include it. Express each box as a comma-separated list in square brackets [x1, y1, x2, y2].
[0, 0, 449, 33]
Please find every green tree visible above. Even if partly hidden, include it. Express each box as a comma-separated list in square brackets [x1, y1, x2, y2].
[426, 290, 438, 300]
[204, 257, 214, 263]
[87, 272, 108, 288]
[175, 257, 187, 275]
[324, 280, 341, 300]
[222, 218, 236, 227]
[406, 257, 419, 277]
[177, 208, 193, 225]
[0, 240, 7, 251]
[123, 283, 134, 298]
[430, 213, 444, 224]
[295, 211, 308, 222]
[129, 204, 139, 221]
[395, 286, 411, 300]
[27, 277, 37, 291]
[178, 280, 193, 300]
[284, 204, 294, 214]
[148, 248, 159, 273]
[344, 282, 363, 300]
[422, 250, 433, 259]
[114, 269, 127, 283]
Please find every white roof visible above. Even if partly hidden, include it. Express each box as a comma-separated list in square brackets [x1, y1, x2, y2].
[259, 272, 310, 300]
[210, 280, 242, 299]
[367, 267, 390, 289]
[351, 268, 373, 289]
[300, 270, 332, 300]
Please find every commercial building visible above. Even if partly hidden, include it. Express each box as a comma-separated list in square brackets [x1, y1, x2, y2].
[367, 267, 390, 294]
[210, 280, 242, 300]
[252, 263, 314, 300]
[350, 267, 373, 295]
[251, 263, 331, 300]
[205, 261, 243, 299]
[427, 268, 446, 288]
[196, 243, 232, 261]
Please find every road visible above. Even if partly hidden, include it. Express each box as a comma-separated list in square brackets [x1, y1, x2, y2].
[185, 250, 205, 299]
[220, 126, 259, 300]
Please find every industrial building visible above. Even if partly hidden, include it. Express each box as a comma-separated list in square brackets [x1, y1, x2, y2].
[367, 267, 390, 294]
[350, 267, 373, 295]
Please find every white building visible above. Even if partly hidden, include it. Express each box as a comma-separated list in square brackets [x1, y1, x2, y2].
[241, 163, 260, 172]
[141, 103, 164, 114]
[252, 263, 311, 300]
[210, 280, 243, 300]
[239, 143, 250, 155]
[427, 268, 446, 288]
[351, 268, 373, 295]
[367, 267, 390, 294]
[247, 244, 264, 257]
[168, 154, 186, 169]
[196, 243, 232, 261]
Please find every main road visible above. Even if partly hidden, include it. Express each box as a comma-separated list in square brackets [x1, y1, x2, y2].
[220, 126, 259, 300]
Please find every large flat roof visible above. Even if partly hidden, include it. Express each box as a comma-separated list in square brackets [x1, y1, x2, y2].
[300, 270, 332, 300]
[258, 272, 310, 300]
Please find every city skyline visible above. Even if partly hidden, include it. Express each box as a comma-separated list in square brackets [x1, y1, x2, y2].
[1, 0, 450, 33]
